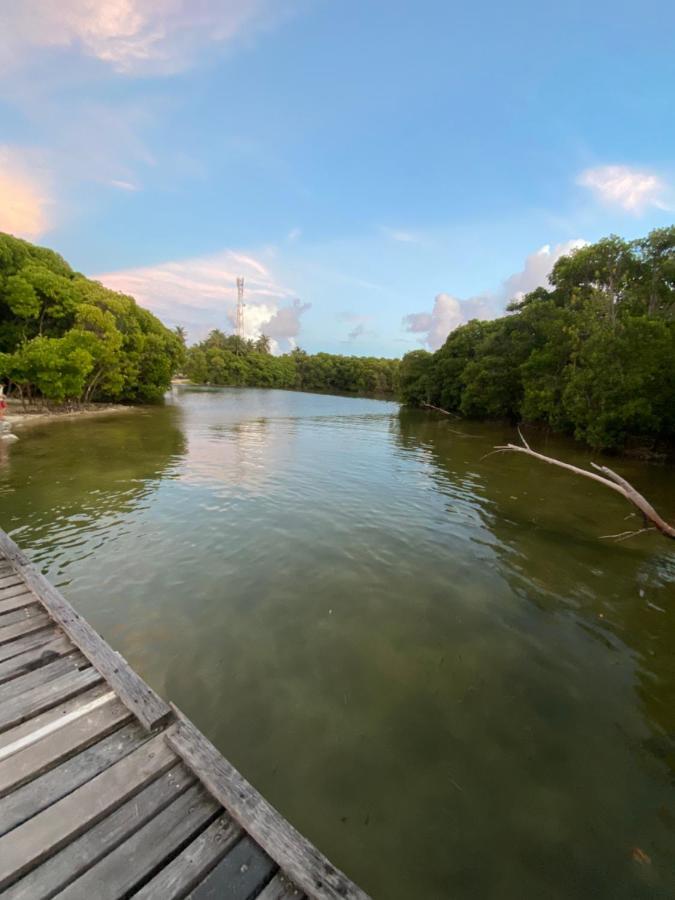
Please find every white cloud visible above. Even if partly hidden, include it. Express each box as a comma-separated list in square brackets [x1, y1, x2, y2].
[0, 0, 299, 76]
[502, 239, 587, 302]
[403, 239, 586, 350]
[95, 247, 309, 351]
[0, 145, 53, 239]
[109, 179, 140, 191]
[577, 165, 671, 214]
[380, 226, 421, 244]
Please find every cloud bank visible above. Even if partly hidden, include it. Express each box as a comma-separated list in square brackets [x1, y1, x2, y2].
[577, 165, 671, 214]
[403, 239, 586, 350]
[0, 0, 299, 76]
[96, 248, 309, 351]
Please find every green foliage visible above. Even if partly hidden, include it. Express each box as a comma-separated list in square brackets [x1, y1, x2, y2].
[402, 226, 675, 451]
[0, 232, 183, 405]
[184, 332, 400, 396]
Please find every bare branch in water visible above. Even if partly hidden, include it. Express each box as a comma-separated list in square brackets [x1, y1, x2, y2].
[492, 433, 675, 541]
[421, 401, 462, 420]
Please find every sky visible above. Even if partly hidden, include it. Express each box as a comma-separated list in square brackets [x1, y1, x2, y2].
[1, 0, 674, 355]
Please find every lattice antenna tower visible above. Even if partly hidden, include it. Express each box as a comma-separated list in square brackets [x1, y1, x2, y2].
[236, 277, 245, 339]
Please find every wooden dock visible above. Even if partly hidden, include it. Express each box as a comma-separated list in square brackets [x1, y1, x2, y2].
[0, 530, 369, 900]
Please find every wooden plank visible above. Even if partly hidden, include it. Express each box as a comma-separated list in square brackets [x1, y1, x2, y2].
[257, 873, 305, 900]
[0, 634, 75, 686]
[134, 813, 243, 900]
[57, 781, 220, 899]
[0, 585, 34, 603]
[188, 835, 277, 900]
[0, 627, 60, 665]
[0, 604, 41, 627]
[166, 712, 371, 900]
[0, 683, 109, 753]
[0, 666, 101, 733]
[0, 592, 36, 615]
[0, 575, 24, 591]
[3, 763, 196, 900]
[0, 719, 149, 836]
[0, 613, 51, 647]
[0, 690, 115, 762]
[0, 695, 128, 795]
[0, 652, 87, 704]
[0, 531, 172, 731]
[0, 731, 176, 889]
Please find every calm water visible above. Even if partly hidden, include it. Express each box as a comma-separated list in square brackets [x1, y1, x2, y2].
[2, 386, 675, 899]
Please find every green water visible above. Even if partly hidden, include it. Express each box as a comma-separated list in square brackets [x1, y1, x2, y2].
[2, 386, 674, 899]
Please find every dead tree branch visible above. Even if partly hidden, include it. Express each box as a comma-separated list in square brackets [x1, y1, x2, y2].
[421, 402, 462, 420]
[492, 434, 675, 540]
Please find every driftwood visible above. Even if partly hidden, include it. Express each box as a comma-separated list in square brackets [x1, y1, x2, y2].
[489, 429, 675, 541]
[421, 402, 461, 420]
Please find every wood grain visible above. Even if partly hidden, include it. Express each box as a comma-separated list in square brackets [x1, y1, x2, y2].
[0, 731, 176, 889]
[3, 764, 196, 900]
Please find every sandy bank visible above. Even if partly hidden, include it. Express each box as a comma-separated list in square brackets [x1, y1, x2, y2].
[3, 402, 140, 430]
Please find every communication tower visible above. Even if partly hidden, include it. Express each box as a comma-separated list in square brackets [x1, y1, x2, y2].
[236, 277, 245, 339]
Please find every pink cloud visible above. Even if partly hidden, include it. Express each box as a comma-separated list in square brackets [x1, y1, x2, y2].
[95, 247, 310, 351]
[0, 0, 301, 76]
[0, 145, 53, 239]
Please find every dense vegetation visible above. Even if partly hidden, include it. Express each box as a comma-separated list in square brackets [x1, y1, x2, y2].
[185, 331, 400, 395]
[400, 227, 675, 451]
[0, 233, 184, 406]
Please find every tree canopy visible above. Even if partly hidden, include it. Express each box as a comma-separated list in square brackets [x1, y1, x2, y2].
[400, 227, 675, 451]
[184, 331, 400, 396]
[0, 233, 184, 405]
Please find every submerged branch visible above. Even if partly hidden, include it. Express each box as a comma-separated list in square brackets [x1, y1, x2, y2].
[421, 401, 462, 420]
[492, 433, 675, 541]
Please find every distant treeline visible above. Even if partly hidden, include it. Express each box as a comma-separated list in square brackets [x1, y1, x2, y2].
[0, 233, 184, 405]
[400, 227, 675, 451]
[185, 332, 400, 396]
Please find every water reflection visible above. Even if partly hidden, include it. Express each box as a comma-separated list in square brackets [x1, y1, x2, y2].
[0, 390, 673, 899]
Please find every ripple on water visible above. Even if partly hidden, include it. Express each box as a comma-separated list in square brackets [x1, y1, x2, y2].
[1, 386, 675, 900]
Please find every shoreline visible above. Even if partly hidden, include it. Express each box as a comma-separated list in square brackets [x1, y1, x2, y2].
[3, 402, 140, 429]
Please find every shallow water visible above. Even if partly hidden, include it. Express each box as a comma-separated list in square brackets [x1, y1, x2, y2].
[1, 386, 674, 899]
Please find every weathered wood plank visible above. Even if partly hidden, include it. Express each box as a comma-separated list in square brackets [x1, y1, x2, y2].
[0, 591, 36, 615]
[0, 613, 51, 646]
[0, 603, 40, 626]
[0, 532, 172, 731]
[0, 627, 60, 664]
[0, 719, 148, 836]
[0, 575, 24, 591]
[0, 683, 109, 753]
[0, 634, 75, 686]
[57, 781, 220, 899]
[0, 584, 34, 603]
[134, 813, 243, 900]
[166, 712, 371, 900]
[3, 763, 195, 900]
[0, 731, 176, 889]
[187, 835, 277, 900]
[0, 690, 115, 763]
[0, 666, 101, 733]
[257, 873, 306, 900]
[0, 651, 87, 704]
[0, 694, 130, 796]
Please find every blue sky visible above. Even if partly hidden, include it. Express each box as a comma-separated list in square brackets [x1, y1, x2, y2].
[1, 0, 674, 354]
